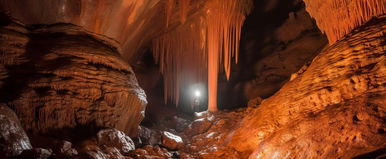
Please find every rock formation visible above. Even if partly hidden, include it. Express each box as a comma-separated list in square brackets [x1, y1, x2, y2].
[0, 104, 32, 157]
[229, 15, 386, 158]
[303, 0, 386, 43]
[0, 16, 147, 136]
[226, 2, 328, 107]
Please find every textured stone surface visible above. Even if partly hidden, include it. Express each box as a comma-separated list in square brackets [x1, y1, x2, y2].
[181, 109, 249, 158]
[97, 129, 135, 155]
[138, 126, 161, 146]
[187, 118, 213, 136]
[221, 2, 328, 108]
[128, 145, 173, 159]
[161, 131, 183, 150]
[0, 104, 32, 157]
[0, 17, 147, 136]
[229, 15, 386, 158]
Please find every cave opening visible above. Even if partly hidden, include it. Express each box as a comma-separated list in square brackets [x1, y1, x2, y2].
[0, 0, 385, 159]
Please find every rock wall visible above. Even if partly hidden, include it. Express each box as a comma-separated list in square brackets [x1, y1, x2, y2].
[0, 16, 147, 136]
[229, 15, 386, 158]
[219, 1, 327, 108]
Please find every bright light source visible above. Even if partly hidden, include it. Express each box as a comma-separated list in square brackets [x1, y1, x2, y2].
[194, 90, 201, 97]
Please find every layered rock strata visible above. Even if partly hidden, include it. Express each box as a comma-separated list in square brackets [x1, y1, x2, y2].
[0, 16, 147, 136]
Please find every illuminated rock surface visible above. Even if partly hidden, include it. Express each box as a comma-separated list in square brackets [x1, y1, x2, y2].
[0, 104, 32, 157]
[0, 17, 147, 136]
[0, 0, 384, 158]
[303, 0, 385, 44]
[230, 15, 386, 158]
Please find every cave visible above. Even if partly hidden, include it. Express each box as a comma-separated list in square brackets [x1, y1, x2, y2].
[0, 0, 385, 159]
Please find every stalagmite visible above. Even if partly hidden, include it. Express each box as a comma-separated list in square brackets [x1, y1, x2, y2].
[152, 0, 252, 111]
[303, 0, 385, 43]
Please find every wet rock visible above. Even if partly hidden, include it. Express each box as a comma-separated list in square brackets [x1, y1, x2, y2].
[179, 151, 195, 159]
[128, 145, 172, 159]
[188, 118, 212, 135]
[19, 148, 53, 159]
[101, 146, 125, 159]
[230, 15, 386, 158]
[97, 128, 135, 155]
[161, 131, 183, 150]
[0, 104, 32, 157]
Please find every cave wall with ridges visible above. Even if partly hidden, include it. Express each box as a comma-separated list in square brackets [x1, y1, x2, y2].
[229, 15, 386, 158]
[0, 19, 147, 137]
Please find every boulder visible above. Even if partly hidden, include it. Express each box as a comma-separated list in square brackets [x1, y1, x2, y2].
[187, 118, 212, 135]
[161, 131, 183, 150]
[138, 126, 162, 145]
[97, 128, 135, 155]
[0, 104, 32, 157]
[0, 17, 147, 136]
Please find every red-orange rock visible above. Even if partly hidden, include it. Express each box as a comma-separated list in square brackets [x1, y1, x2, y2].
[0, 17, 147, 136]
[229, 15, 386, 158]
[161, 131, 183, 150]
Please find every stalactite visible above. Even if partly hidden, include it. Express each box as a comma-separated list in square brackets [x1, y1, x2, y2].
[153, 0, 252, 110]
[303, 0, 385, 44]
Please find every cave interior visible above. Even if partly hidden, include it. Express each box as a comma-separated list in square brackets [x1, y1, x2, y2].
[0, 0, 385, 159]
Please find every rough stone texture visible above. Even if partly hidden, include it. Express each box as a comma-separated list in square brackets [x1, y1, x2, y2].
[242, 7, 327, 99]
[229, 15, 386, 158]
[220, 2, 328, 108]
[138, 126, 161, 146]
[161, 131, 183, 150]
[303, 0, 385, 43]
[0, 104, 32, 157]
[97, 129, 135, 155]
[186, 118, 213, 136]
[0, 17, 147, 136]
[128, 145, 173, 159]
[180, 109, 250, 159]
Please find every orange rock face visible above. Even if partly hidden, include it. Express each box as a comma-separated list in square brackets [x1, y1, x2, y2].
[229, 15, 386, 158]
[0, 18, 147, 136]
[303, 0, 385, 43]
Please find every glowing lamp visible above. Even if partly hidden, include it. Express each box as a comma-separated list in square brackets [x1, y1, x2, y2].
[194, 90, 201, 97]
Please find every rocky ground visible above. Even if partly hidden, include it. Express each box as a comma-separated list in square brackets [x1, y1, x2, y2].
[1, 100, 254, 159]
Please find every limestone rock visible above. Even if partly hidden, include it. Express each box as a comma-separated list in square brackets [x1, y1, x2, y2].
[230, 15, 386, 158]
[97, 128, 135, 155]
[222, 2, 327, 107]
[187, 118, 212, 135]
[161, 131, 183, 150]
[0, 16, 147, 136]
[0, 104, 32, 157]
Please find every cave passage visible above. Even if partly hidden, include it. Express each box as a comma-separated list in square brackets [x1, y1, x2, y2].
[0, 0, 385, 159]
